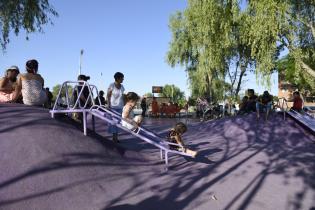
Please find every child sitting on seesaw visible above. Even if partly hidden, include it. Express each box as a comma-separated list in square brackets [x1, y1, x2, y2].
[121, 92, 143, 131]
[167, 122, 197, 157]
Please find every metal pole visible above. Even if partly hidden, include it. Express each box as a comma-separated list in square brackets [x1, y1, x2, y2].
[92, 115, 95, 132]
[223, 70, 227, 118]
[83, 110, 87, 136]
[164, 151, 169, 171]
[79, 49, 84, 75]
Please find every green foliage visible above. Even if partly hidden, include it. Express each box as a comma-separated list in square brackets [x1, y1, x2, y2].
[52, 84, 73, 101]
[144, 92, 153, 97]
[52, 85, 61, 101]
[167, 0, 253, 101]
[187, 97, 196, 106]
[276, 54, 315, 95]
[0, 0, 58, 50]
[167, 0, 315, 101]
[246, 0, 315, 78]
[158, 84, 185, 104]
[52, 84, 64, 101]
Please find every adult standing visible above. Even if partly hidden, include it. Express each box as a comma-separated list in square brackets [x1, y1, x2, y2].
[140, 97, 147, 117]
[107, 72, 125, 142]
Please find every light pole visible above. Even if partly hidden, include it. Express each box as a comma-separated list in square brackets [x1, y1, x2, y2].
[79, 49, 84, 75]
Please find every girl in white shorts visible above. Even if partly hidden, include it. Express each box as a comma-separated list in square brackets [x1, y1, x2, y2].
[121, 92, 143, 131]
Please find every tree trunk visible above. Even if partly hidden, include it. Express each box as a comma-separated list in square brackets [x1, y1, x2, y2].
[228, 61, 239, 98]
[204, 72, 211, 98]
[234, 62, 247, 98]
[207, 73, 212, 101]
[300, 61, 315, 78]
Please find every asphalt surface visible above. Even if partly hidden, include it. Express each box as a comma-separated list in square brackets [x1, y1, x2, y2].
[0, 103, 315, 210]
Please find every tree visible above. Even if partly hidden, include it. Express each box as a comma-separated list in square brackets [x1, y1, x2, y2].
[276, 54, 315, 96]
[167, 1, 253, 101]
[244, 0, 315, 77]
[158, 84, 185, 104]
[52, 84, 62, 101]
[144, 92, 153, 97]
[167, 0, 315, 101]
[52, 84, 73, 102]
[0, 0, 58, 50]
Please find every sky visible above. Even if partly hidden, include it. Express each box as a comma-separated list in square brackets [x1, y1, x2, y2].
[0, 0, 278, 98]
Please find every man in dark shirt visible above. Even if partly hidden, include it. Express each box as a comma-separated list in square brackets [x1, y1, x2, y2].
[245, 89, 258, 113]
[238, 96, 249, 115]
[76, 74, 91, 108]
[45, 87, 53, 108]
[140, 97, 147, 117]
[72, 74, 91, 123]
[256, 91, 273, 120]
[95, 90, 106, 106]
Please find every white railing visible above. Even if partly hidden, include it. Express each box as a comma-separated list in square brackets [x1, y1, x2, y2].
[276, 97, 289, 120]
[49, 82, 194, 166]
[50, 81, 101, 118]
[88, 105, 191, 166]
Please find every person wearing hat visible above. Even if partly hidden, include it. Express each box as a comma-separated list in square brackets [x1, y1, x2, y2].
[256, 90, 273, 120]
[12, 59, 47, 106]
[0, 66, 20, 102]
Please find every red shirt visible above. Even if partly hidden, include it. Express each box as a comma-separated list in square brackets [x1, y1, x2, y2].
[151, 100, 159, 113]
[292, 97, 303, 110]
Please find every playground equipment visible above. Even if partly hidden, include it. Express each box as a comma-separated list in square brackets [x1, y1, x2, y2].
[276, 97, 315, 133]
[50, 81, 195, 166]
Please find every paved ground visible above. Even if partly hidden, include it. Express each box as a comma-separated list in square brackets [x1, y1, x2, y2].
[0, 103, 315, 210]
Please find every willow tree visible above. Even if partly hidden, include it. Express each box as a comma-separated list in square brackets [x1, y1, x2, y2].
[167, 0, 253, 101]
[246, 0, 315, 84]
[167, 0, 315, 100]
[277, 54, 315, 95]
[0, 0, 58, 50]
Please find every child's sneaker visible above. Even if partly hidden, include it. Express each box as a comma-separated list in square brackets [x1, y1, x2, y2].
[185, 149, 197, 158]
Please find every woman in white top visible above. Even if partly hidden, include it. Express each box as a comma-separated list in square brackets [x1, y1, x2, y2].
[107, 72, 125, 142]
[12, 59, 47, 106]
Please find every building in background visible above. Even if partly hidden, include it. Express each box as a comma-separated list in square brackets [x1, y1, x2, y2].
[278, 72, 315, 109]
[278, 73, 297, 102]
